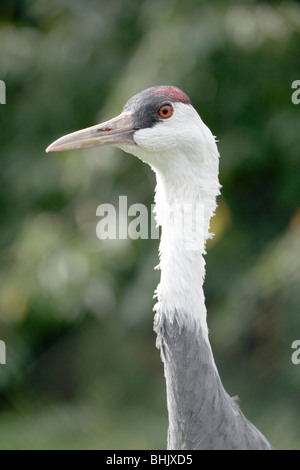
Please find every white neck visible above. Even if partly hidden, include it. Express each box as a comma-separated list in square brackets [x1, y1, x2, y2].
[152, 138, 221, 339]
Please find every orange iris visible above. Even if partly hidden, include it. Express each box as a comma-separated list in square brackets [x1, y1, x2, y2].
[158, 104, 173, 119]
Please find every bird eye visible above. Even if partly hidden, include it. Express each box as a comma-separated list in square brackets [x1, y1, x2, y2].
[158, 104, 173, 119]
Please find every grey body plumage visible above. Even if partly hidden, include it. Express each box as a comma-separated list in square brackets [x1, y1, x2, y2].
[156, 312, 273, 450]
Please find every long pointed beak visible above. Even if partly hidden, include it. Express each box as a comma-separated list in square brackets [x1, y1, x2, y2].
[46, 112, 135, 153]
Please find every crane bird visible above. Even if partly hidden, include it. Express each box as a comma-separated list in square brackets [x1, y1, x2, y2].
[46, 86, 273, 450]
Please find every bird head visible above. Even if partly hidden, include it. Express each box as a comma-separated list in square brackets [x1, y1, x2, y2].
[46, 86, 217, 174]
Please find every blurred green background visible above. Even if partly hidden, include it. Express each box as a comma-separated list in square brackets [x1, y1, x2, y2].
[0, 0, 299, 450]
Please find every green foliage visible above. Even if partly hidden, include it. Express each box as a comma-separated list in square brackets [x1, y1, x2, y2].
[0, 0, 299, 449]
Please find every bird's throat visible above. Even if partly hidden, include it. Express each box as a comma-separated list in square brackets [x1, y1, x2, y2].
[153, 167, 220, 339]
